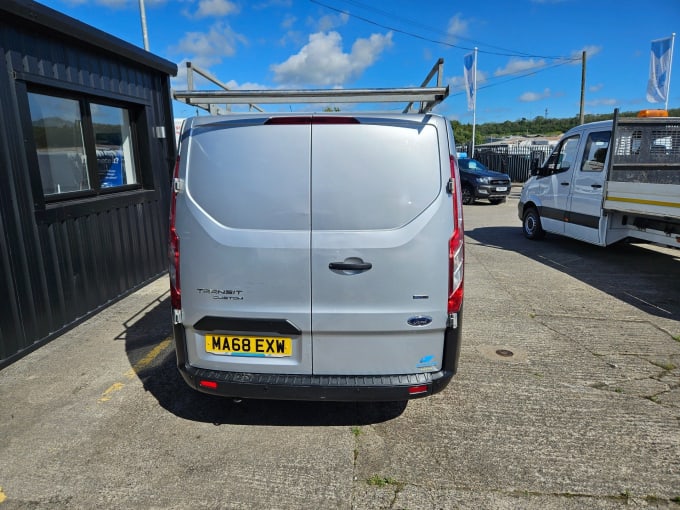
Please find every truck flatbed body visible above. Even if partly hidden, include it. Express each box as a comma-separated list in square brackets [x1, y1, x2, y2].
[604, 115, 680, 220]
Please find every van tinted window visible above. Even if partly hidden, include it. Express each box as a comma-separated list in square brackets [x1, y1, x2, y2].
[186, 123, 311, 230]
[312, 123, 441, 230]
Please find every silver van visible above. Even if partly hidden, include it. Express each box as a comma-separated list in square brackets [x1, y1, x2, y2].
[169, 84, 464, 401]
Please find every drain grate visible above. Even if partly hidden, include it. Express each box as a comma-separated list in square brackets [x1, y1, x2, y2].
[495, 349, 514, 357]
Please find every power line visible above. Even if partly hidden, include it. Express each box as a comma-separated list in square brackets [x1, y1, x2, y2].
[311, 0, 574, 60]
[451, 58, 578, 98]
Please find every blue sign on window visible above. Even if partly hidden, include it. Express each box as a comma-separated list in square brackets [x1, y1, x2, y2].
[97, 149, 124, 187]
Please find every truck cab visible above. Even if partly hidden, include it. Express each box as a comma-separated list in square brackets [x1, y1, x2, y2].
[520, 121, 612, 245]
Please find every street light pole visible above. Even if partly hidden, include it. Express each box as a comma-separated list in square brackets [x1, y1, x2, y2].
[139, 0, 150, 51]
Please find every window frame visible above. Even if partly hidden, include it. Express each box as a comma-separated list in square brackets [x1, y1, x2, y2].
[21, 82, 147, 206]
[579, 130, 611, 173]
[544, 134, 580, 175]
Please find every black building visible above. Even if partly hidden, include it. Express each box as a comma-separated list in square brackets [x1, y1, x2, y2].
[0, 1, 177, 367]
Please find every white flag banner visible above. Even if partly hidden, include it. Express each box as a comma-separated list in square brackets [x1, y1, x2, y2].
[646, 36, 673, 103]
[463, 52, 476, 111]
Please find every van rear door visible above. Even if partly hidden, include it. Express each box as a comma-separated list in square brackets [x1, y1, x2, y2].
[310, 117, 451, 375]
[179, 118, 313, 374]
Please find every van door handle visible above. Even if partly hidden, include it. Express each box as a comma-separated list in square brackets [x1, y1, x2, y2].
[329, 262, 372, 271]
[560, 182, 570, 186]
[591, 184, 602, 188]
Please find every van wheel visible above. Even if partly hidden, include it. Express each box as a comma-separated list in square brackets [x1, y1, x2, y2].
[462, 186, 474, 205]
[523, 207, 545, 240]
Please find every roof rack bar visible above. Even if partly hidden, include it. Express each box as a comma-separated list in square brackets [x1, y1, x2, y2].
[183, 62, 264, 113]
[174, 87, 448, 105]
[403, 57, 444, 114]
[173, 59, 448, 114]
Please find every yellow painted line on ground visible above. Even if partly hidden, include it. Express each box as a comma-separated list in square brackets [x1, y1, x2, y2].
[124, 337, 173, 379]
[0, 486, 7, 503]
[98, 382, 125, 403]
[606, 195, 680, 208]
[98, 337, 172, 403]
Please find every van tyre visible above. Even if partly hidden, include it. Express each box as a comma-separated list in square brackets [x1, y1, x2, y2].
[462, 185, 475, 205]
[523, 207, 545, 240]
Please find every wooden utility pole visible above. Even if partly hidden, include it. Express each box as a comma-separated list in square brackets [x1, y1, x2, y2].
[579, 51, 586, 124]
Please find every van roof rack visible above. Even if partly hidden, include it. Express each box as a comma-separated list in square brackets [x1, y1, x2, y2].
[173, 59, 448, 115]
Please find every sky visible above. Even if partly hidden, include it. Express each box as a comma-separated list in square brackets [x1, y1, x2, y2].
[36, 0, 679, 124]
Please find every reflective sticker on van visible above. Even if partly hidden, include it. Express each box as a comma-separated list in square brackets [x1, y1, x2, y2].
[416, 355, 438, 371]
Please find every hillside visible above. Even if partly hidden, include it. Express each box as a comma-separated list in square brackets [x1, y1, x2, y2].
[452, 108, 680, 145]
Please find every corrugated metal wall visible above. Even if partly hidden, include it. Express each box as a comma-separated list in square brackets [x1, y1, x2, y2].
[0, 1, 177, 367]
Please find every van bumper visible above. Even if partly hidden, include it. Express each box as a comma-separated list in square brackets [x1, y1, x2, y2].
[172, 315, 462, 402]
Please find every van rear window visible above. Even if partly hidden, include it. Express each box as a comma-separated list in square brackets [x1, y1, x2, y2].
[185, 121, 441, 231]
[312, 123, 441, 230]
[186, 123, 311, 230]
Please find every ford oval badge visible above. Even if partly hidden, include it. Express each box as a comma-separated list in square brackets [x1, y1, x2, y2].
[407, 316, 432, 327]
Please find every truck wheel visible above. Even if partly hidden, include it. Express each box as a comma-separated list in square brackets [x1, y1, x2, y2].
[462, 185, 474, 205]
[523, 207, 545, 240]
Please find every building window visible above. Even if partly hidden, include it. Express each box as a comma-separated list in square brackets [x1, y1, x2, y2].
[28, 90, 141, 199]
[91, 103, 138, 188]
[28, 93, 90, 195]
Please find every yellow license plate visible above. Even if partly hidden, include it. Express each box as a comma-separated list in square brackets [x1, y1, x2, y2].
[205, 335, 292, 357]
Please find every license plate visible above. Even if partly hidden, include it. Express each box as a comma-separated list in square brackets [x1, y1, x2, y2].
[205, 335, 292, 357]
[496, 186, 508, 192]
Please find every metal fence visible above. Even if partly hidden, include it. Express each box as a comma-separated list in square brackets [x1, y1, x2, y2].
[459, 144, 554, 183]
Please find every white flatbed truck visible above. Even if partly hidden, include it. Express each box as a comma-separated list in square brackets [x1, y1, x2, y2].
[518, 109, 680, 248]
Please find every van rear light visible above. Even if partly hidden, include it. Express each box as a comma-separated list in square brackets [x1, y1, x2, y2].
[169, 228, 181, 309]
[264, 116, 359, 125]
[448, 155, 464, 314]
[409, 384, 429, 395]
[169, 156, 181, 310]
[199, 380, 218, 390]
[448, 231, 464, 313]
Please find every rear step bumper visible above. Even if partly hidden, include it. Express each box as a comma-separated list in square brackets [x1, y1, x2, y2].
[173, 319, 462, 402]
[179, 365, 454, 401]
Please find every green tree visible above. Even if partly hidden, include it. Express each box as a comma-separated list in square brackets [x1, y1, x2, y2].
[451, 107, 680, 146]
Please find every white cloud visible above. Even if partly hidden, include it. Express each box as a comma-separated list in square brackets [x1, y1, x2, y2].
[171, 22, 247, 68]
[193, 0, 239, 18]
[519, 88, 551, 102]
[495, 58, 546, 77]
[223, 80, 268, 90]
[315, 12, 349, 32]
[281, 14, 297, 30]
[271, 31, 393, 86]
[446, 14, 468, 39]
[571, 45, 602, 61]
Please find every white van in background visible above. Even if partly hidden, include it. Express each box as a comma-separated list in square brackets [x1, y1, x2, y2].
[168, 81, 465, 401]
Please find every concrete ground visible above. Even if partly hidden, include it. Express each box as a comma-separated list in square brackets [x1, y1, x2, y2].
[1, 190, 679, 509]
